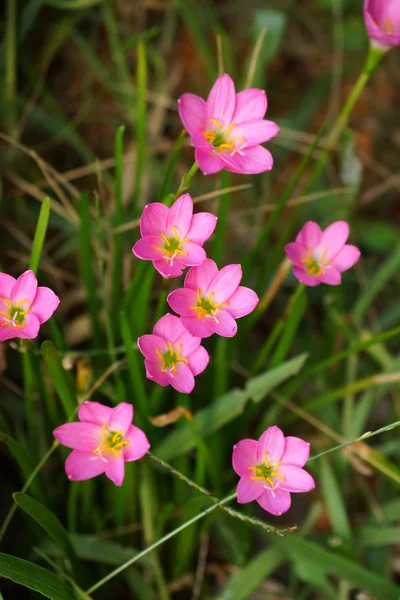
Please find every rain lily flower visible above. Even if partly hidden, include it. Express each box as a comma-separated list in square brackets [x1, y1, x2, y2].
[178, 73, 280, 175]
[53, 402, 149, 486]
[285, 221, 360, 287]
[138, 313, 209, 394]
[167, 259, 258, 338]
[133, 193, 217, 279]
[0, 270, 59, 342]
[364, 0, 400, 51]
[232, 426, 315, 516]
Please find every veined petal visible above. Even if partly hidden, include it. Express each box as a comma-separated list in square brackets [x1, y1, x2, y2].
[184, 259, 218, 292]
[0, 273, 16, 298]
[236, 476, 264, 503]
[30, 287, 60, 324]
[178, 242, 207, 266]
[281, 437, 310, 468]
[124, 425, 150, 461]
[78, 401, 113, 425]
[153, 313, 187, 342]
[181, 315, 214, 338]
[232, 439, 258, 476]
[138, 334, 168, 362]
[174, 329, 201, 357]
[140, 203, 169, 237]
[178, 93, 207, 136]
[230, 120, 280, 146]
[10, 270, 38, 305]
[65, 450, 106, 481]
[166, 194, 193, 238]
[133, 236, 164, 261]
[206, 74, 236, 128]
[207, 264, 242, 304]
[226, 286, 259, 319]
[195, 148, 224, 175]
[108, 403, 133, 433]
[167, 361, 195, 394]
[167, 288, 198, 317]
[105, 454, 125, 486]
[212, 310, 238, 337]
[257, 426, 285, 465]
[292, 266, 321, 287]
[186, 212, 217, 245]
[315, 221, 349, 260]
[319, 267, 341, 286]
[279, 465, 315, 493]
[295, 221, 322, 247]
[285, 242, 306, 266]
[53, 422, 103, 451]
[18, 313, 40, 340]
[233, 89, 267, 124]
[152, 258, 185, 279]
[332, 244, 360, 272]
[221, 145, 273, 175]
[257, 488, 291, 516]
[145, 359, 169, 386]
[187, 345, 209, 376]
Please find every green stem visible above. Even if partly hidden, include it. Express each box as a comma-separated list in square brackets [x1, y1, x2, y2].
[174, 161, 199, 199]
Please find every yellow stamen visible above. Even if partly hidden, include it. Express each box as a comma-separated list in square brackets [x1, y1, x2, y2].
[382, 17, 395, 34]
[0, 298, 12, 308]
[160, 232, 171, 246]
[209, 118, 223, 129]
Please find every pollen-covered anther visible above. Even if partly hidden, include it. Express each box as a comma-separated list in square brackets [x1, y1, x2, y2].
[201, 118, 245, 154]
[153, 225, 190, 266]
[190, 289, 229, 323]
[155, 341, 189, 377]
[248, 452, 285, 490]
[0, 297, 31, 328]
[301, 247, 331, 277]
[92, 421, 131, 461]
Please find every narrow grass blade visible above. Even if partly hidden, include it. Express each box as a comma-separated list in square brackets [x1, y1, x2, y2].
[41, 341, 75, 417]
[29, 196, 51, 274]
[111, 126, 125, 321]
[120, 311, 148, 425]
[320, 458, 353, 550]
[132, 40, 147, 213]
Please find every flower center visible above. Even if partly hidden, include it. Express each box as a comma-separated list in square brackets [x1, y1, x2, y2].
[153, 225, 190, 266]
[156, 341, 189, 377]
[301, 248, 331, 277]
[382, 17, 396, 34]
[202, 118, 245, 154]
[91, 421, 131, 462]
[248, 452, 285, 490]
[0, 298, 30, 329]
[189, 289, 229, 323]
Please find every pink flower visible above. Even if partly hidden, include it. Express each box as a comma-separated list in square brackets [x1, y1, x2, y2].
[232, 426, 315, 516]
[364, 0, 400, 51]
[138, 314, 209, 394]
[53, 402, 150, 486]
[132, 194, 217, 279]
[0, 270, 59, 342]
[167, 259, 258, 338]
[285, 221, 360, 287]
[178, 74, 280, 176]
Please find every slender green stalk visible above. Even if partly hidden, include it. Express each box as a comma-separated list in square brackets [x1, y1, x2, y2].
[174, 161, 199, 199]
[5, 0, 16, 135]
[29, 197, 51, 274]
[132, 40, 147, 213]
[212, 170, 231, 263]
[111, 126, 125, 320]
[159, 132, 186, 201]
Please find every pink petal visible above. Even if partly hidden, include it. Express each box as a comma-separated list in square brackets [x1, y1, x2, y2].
[319, 267, 341, 286]
[105, 454, 125, 486]
[292, 266, 321, 287]
[186, 212, 217, 245]
[153, 313, 187, 342]
[207, 264, 242, 304]
[10, 270, 38, 306]
[281, 437, 310, 468]
[230, 120, 280, 146]
[187, 345, 209, 376]
[18, 313, 41, 339]
[285, 242, 306, 266]
[178, 242, 207, 266]
[226, 286, 259, 319]
[108, 403, 133, 433]
[53, 422, 102, 451]
[152, 258, 185, 279]
[279, 465, 315, 493]
[315, 221, 349, 260]
[174, 329, 201, 357]
[221, 145, 273, 175]
[65, 450, 106, 481]
[133, 236, 164, 261]
[138, 334, 168, 362]
[212, 310, 238, 337]
[184, 259, 218, 292]
[167, 288, 198, 317]
[145, 359, 169, 386]
[195, 148, 224, 175]
[167, 361, 195, 394]
[295, 222, 322, 247]
[256, 488, 291, 516]
[178, 93, 207, 136]
[78, 401, 113, 425]
[30, 287, 60, 324]
[233, 89, 267, 124]
[232, 439, 258, 476]
[236, 476, 264, 504]
[0, 326, 22, 343]
[140, 203, 169, 237]
[0, 273, 16, 298]
[166, 194, 193, 238]
[332, 244, 360, 272]
[257, 426, 285, 465]
[181, 315, 214, 338]
[124, 425, 150, 461]
[206, 74, 236, 128]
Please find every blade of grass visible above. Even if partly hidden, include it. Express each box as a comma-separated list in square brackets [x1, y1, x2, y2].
[29, 196, 51, 274]
[111, 126, 125, 322]
[132, 40, 147, 213]
[41, 341, 75, 417]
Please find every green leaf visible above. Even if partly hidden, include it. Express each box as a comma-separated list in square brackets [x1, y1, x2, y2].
[320, 458, 353, 549]
[357, 526, 400, 547]
[13, 493, 79, 575]
[247, 353, 308, 403]
[0, 553, 76, 600]
[0, 432, 42, 500]
[41, 341, 76, 416]
[29, 197, 51, 274]
[45, 0, 103, 8]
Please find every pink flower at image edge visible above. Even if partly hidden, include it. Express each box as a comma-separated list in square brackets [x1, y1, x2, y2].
[133, 193, 217, 279]
[53, 402, 150, 486]
[285, 221, 360, 287]
[138, 313, 209, 394]
[0, 270, 59, 341]
[178, 73, 280, 175]
[232, 426, 315, 516]
[364, 0, 400, 51]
